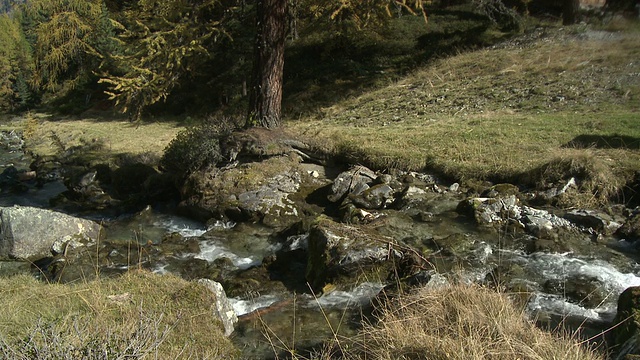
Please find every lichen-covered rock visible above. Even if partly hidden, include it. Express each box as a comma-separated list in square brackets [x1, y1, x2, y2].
[180, 156, 319, 229]
[305, 216, 397, 293]
[456, 195, 521, 228]
[349, 183, 396, 210]
[327, 166, 377, 203]
[0, 205, 102, 260]
[455, 195, 610, 253]
[521, 206, 574, 238]
[197, 279, 238, 336]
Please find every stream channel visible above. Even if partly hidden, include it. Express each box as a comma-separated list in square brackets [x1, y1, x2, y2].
[1, 129, 640, 358]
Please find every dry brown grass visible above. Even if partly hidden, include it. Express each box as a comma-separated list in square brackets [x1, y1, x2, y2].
[18, 115, 183, 166]
[334, 283, 604, 360]
[0, 271, 237, 359]
[523, 148, 630, 207]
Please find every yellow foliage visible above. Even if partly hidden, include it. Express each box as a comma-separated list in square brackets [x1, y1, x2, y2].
[99, 0, 228, 120]
[25, 0, 103, 93]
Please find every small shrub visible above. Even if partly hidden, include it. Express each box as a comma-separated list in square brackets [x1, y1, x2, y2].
[22, 112, 39, 140]
[475, 0, 524, 32]
[160, 118, 236, 178]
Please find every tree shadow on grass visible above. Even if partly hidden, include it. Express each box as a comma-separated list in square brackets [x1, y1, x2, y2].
[563, 134, 640, 150]
[282, 6, 501, 119]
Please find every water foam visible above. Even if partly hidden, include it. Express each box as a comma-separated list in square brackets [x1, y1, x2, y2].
[230, 295, 280, 316]
[312, 282, 385, 308]
[152, 215, 209, 238]
[503, 250, 640, 321]
[195, 240, 262, 269]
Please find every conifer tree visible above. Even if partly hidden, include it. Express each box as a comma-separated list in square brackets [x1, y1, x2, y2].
[100, 0, 427, 125]
[99, 0, 234, 120]
[23, 0, 104, 99]
[0, 11, 33, 112]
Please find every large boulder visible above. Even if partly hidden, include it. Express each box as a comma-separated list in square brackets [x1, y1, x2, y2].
[180, 156, 321, 229]
[0, 205, 102, 260]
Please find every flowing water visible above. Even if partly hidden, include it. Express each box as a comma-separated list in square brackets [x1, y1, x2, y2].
[2, 130, 640, 358]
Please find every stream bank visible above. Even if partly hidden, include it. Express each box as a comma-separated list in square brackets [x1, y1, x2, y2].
[2, 127, 640, 358]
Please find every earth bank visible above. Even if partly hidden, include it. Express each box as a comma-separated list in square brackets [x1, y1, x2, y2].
[3, 124, 640, 357]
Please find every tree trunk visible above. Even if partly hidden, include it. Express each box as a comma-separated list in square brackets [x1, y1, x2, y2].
[563, 0, 580, 25]
[247, 0, 286, 129]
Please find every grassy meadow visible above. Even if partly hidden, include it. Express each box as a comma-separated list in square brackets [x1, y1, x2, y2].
[288, 21, 640, 192]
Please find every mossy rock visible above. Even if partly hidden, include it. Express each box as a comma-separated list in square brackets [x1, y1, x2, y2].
[305, 216, 399, 293]
[179, 156, 321, 229]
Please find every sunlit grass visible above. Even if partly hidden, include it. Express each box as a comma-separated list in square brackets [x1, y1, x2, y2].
[325, 283, 604, 360]
[0, 271, 237, 359]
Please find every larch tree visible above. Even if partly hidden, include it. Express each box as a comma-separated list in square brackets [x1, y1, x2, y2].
[99, 0, 236, 120]
[0, 11, 32, 111]
[99, 0, 426, 124]
[246, 0, 427, 128]
[23, 0, 106, 96]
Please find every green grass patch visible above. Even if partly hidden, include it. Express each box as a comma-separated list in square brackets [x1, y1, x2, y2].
[13, 115, 184, 167]
[292, 111, 640, 181]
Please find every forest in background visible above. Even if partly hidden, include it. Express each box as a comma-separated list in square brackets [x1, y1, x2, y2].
[0, 0, 635, 122]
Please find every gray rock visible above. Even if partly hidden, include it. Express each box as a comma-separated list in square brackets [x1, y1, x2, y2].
[617, 213, 640, 241]
[563, 209, 622, 235]
[0, 205, 102, 260]
[523, 214, 554, 237]
[197, 279, 238, 337]
[306, 217, 394, 292]
[327, 166, 377, 203]
[350, 184, 396, 209]
[610, 286, 640, 359]
[457, 195, 521, 226]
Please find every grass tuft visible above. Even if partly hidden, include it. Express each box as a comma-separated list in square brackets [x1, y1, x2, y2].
[524, 148, 629, 207]
[338, 283, 604, 360]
